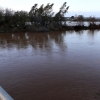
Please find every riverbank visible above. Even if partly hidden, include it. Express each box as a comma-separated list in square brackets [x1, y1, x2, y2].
[0, 23, 100, 33]
[65, 23, 100, 30]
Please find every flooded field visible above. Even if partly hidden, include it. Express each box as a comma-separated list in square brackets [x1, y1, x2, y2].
[0, 30, 100, 100]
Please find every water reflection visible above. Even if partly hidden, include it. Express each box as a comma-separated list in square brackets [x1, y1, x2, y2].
[0, 31, 67, 51]
[0, 30, 100, 100]
[87, 30, 99, 37]
[0, 30, 99, 51]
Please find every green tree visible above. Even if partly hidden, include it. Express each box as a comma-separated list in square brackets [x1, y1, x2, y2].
[88, 16, 96, 24]
[77, 15, 84, 26]
[54, 2, 69, 28]
[38, 3, 54, 26]
[71, 16, 74, 19]
[12, 11, 29, 29]
[29, 4, 38, 25]
[0, 8, 4, 26]
[4, 8, 14, 27]
[29, 3, 54, 26]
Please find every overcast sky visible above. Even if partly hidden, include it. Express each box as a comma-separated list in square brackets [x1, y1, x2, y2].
[0, 0, 100, 17]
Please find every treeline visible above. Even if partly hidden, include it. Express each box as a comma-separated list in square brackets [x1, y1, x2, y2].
[70, 15, 100, 22]
[0, 2, 69, 32]
[63, 15, 100, 30]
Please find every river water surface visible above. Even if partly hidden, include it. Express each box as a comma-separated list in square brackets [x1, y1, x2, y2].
[0, 30, 100, 100]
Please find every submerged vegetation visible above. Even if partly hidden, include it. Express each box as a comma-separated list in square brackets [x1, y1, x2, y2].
[0, 2, 100, 33]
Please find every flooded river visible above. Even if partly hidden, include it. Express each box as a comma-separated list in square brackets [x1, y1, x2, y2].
[0, 30, 100, 100]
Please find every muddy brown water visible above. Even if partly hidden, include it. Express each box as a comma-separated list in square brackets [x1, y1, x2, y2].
[0, 30, 100, 100]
